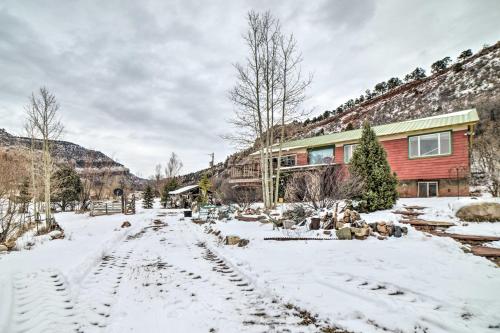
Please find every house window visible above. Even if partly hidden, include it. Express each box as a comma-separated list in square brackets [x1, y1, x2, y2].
[273, 155, 296, 167]
[418, 181, 438, 197]
[409, 131, 451, 158]
[282, 155, 296, 167]
[343, 144, 358, 164]
[308, 147, 334, 165]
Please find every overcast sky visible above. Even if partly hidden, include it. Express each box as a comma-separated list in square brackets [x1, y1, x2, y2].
[1, 0, 499, 176]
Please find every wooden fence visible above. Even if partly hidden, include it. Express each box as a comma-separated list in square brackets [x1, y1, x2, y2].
[90, 201, 123, 216]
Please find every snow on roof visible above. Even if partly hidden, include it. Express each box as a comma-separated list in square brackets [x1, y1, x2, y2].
[169, 185, 199, 195]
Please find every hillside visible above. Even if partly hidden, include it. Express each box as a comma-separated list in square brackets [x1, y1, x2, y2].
[300, 42, 500, 137]
[213, 41, 499, 172]
[0, 129, 145, 188]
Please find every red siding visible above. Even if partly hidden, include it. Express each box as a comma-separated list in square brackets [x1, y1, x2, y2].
[335, 130, 470, 180]
[382, 130, 469, 180]
[296, 152, 308, 165]
[335, 146, 344, 164]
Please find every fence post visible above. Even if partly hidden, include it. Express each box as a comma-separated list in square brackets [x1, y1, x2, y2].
[105, 203, 108, 215]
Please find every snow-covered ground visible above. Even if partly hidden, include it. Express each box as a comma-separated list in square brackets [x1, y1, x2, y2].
[1, 198, 499, 333]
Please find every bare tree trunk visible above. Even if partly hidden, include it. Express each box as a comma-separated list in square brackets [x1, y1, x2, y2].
[25, 87, 63, 230]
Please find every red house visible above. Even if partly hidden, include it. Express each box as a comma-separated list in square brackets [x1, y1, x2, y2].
[229, 109, 479, 197]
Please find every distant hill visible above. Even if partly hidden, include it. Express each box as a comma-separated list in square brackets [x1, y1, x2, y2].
[0, 128, 145, 188]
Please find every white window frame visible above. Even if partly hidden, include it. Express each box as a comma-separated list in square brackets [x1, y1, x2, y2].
[343, 144, 358, 164]
[308, 146, 334, 165]
[409, 131, 451, 158]
[417, 181, 439, 197]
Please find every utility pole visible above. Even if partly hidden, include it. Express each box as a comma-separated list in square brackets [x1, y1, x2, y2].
[208, 153, 214, 168]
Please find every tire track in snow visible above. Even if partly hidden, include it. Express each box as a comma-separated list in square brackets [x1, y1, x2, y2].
[74, 229, 145, 332]
[9, 269, 78, 333]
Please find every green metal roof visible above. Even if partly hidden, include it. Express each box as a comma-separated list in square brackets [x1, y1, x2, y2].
[277, 108, 479, 151]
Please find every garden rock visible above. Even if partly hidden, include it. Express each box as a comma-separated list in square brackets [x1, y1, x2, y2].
[121, 221, 131, 228]
[336, 227, 352, 240]
[352, 226, 370, 239]
[225, 235, 241, 245]
[456, 202, 500, 222]
[393, 226, 402, 238]
[237, 239, 250, 247]
[310, 217, 321, 230]
[283, 220, 296, 229]
[5, 241, 16, 250]
[49, 230, 63, 240]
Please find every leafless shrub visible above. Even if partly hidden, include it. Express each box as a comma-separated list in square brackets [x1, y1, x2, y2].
[215, 176, 259, 210]
[285, 166, 364, 209]
[473, 98, 500, 197]
[0, 151, 29, 242]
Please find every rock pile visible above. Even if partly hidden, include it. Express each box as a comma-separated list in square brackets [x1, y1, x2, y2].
[335, 220, 408, 240]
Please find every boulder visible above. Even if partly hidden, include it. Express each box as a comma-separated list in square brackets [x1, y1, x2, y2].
[48, 230, 63, 240]
[393, 226, 402, 238]
[401, 226, 408, 235]
[352, 226, 370, 239]
[323, 230, 332, 235]
[121, 221, 131, 228]
[350, 210, 361, 222]
[456, 202, 500, 222]
[336, 227, 352, 240]
[310, 217, 321, 230]
[4, 241, 16, 250]
[335, 221, 345, 230]
[376, 222, 390, 236]
[283, 220, 296, 229]
[342, 209, 352, 224]
[225, 235, 241, 245]
[237, 239, 250, 247]
[0, 244, 8, 252]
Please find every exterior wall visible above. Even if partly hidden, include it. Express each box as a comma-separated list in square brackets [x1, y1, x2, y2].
[296, 152, 308, 165]
[241, 128, 472, 197]
[335, 129, 471, 197]
[398, 179, 469, 197]
[334, 130, 470, 180]
[381, 130, 470, 180]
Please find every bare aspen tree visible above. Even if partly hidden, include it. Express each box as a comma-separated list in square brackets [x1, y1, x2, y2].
[25, 87, 63, 230]
[228, 11, 310, 209]
[165, 153, 183, 179]
[24, 122, 41, 222]
[154, 163, 162, 195]
[273, 34, 312, 204]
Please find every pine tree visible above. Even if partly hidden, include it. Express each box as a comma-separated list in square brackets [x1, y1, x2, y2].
[142, 185, 154, 209]
[160, 178, 178, 208]
[349, 121, 398, 212]
[17, 177, 31, 213]
[198, 173, 212, 204]
[52, 165, 82, 212]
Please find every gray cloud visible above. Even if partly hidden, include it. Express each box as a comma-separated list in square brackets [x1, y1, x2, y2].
[1, 0, 499, 176]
